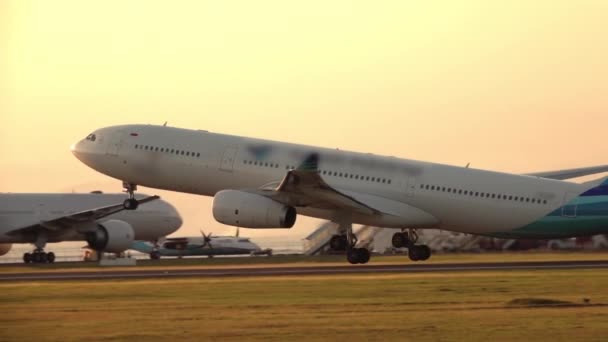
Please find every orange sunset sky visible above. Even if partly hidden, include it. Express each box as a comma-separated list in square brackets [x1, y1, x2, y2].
[1, 1, 607, 238]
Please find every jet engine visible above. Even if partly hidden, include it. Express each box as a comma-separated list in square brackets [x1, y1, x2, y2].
[212, 190, 297, 228]
[0, 243, 12, 256]
[85, 220, 135, 253]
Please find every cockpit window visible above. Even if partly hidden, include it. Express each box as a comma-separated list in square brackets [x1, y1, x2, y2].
[86, 133, 97, 142]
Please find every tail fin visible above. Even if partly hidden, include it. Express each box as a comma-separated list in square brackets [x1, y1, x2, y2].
[579, 176, 608, 196]
[130, 241, 155, 253]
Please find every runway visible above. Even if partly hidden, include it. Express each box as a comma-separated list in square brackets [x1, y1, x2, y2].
[1, 260, 607, 281]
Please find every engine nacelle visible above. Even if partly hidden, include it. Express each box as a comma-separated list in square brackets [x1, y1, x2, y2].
[213, 190, 297, 228]
[86, 219, 135, 253]
[0, 243, 12, 256]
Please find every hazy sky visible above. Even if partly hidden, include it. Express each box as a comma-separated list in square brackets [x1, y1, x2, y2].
[2, 1, 607, 238]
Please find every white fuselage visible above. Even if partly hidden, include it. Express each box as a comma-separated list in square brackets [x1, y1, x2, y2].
[72, 125, 602, 237]
[0, 193, 183, 244]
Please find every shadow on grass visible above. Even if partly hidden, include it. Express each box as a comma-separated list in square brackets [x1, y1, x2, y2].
[506, 298, 581, 308]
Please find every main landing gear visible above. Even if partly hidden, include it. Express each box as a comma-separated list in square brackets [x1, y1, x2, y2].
[122, 181, 139, 210]
[23, 249, 56, 264]
[328, 221, 371, 264]
[392, 229, 431, 261]
[23, 233, 55, 264]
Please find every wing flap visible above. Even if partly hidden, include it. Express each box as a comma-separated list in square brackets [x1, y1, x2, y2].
[259, 153, 381, 216]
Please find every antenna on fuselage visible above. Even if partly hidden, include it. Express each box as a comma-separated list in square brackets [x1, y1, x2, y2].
[163, 121, 168, 127]
[465, 162, 470, 168]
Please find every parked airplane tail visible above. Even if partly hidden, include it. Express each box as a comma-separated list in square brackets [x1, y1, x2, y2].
[130, 241, 155, 253]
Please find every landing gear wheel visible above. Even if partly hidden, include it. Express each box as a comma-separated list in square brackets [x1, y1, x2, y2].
[347, 249, 360, 264]
[39, 252, 48, 263]
[329, 235, 347, 251]
[392, 233, 410, 248]
[357, 248, 370, 264]
[408, 247, 421, 261]
[418, 245, 431, 261]
[347, 248, 371, 264]
[23, 253, 32, 264]
[47, 252, 55, 263]
[150, 251, 161, 260]
[32, 252, 42, 263]
[123, 198, 139, 210]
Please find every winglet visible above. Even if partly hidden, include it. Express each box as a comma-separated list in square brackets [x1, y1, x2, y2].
[297, 153, 319, 172]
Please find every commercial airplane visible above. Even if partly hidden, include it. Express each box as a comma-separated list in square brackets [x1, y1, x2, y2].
[72, 124, 608, 264]
[0, 192, 182, 263]
[131, 229, 270, 259]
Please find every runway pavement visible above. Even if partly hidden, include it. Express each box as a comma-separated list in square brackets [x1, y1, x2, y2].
[1, 260, 607, 281]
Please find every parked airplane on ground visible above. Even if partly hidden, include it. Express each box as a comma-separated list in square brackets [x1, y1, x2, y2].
[72, 124, 608, 264]
[0, 192, 182, 263]
[131, 229, 270, 259]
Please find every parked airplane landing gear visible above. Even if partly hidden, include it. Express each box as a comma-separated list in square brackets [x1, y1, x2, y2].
[149, 251, 161, 260]
[392, 229, 431, 261]
[23, 249, 55, 264]
[122, 181, 139, 210]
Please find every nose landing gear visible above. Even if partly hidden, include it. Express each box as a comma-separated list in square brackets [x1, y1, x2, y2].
[392, 229, 431, 261]
[122, 182, 139, 210]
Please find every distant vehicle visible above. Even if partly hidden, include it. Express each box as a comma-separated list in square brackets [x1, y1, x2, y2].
[547, 235, 608, 250]
[131, 229, 271, 259]
[0, 192, 182, 263]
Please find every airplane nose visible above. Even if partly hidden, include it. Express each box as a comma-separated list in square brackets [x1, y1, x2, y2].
[168, 206, 184, 232]
[71, 140, 84, 160]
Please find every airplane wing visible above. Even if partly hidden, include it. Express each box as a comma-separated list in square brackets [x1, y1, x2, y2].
[6, 195, 160, 236]
[257, 153, 381, 216]
[526, 165, 608, 180]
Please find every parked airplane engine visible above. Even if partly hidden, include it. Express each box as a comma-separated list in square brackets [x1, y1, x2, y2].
[0, 243, 12, 256]
[212, 190, 297, 228]
[85, 219, 135, 253]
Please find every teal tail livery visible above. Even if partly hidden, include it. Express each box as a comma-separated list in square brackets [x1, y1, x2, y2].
[493, 177, 608, 239]
[72, 123, 608, 264]
[131, 241, 155, 254]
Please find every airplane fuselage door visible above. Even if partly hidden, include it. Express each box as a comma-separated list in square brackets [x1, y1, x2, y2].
[106, 130, 124, 156]
[403, 175, 416, 197]
[561, 191, 578, 217]
[219, 147, 238, 172]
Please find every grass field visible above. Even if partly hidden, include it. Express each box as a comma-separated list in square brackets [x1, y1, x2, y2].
[2, 251, 607, 273]
[2, 268, 608, 341]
